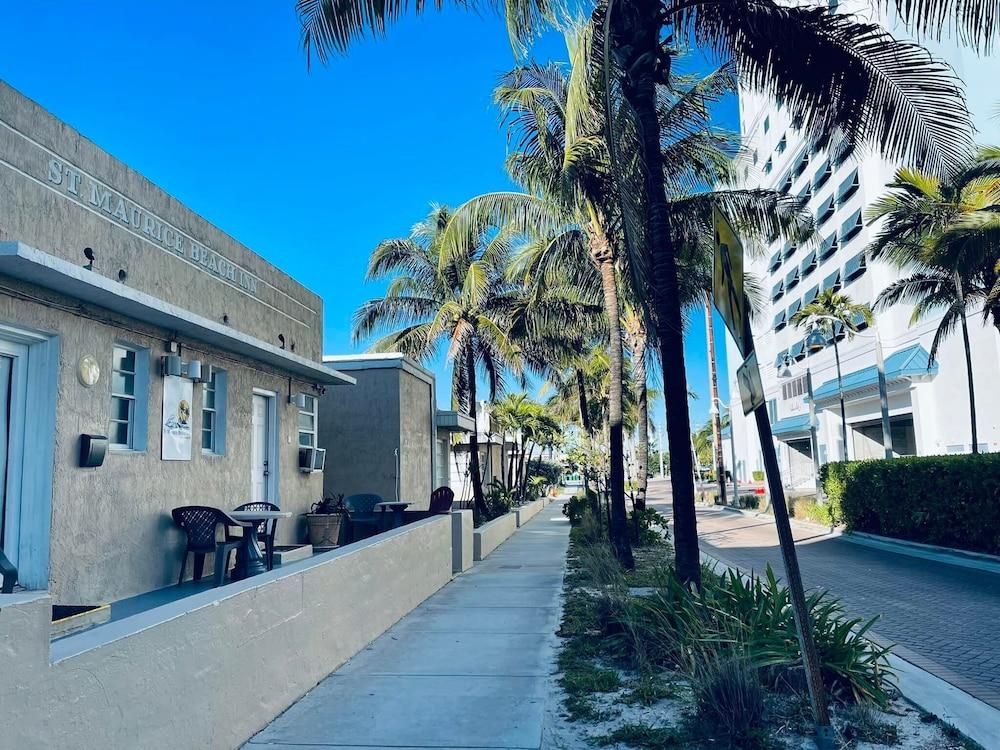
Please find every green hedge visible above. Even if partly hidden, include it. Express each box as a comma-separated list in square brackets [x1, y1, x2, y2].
[820, 454, 1000, 555]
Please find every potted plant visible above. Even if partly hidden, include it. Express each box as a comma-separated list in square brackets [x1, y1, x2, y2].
[303, 494, 348, 547]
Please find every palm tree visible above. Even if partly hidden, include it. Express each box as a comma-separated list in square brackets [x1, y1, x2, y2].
[622, 306, 649, 510]
[297, 0, 985, 590]
[866, 157, 1000, 454]
[353, 205, 522, 519]
[790, 290, 873, 461]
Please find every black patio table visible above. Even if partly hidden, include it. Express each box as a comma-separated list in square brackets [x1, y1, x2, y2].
[229, 509, 292, 579]
[375, 501, 410, 531]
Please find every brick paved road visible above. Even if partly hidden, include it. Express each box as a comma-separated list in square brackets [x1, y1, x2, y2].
[647, 480, 1000, 710]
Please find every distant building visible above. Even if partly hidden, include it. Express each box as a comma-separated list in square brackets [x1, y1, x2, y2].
[319, 354, 473, 509]
[724, 3, 1000, 489]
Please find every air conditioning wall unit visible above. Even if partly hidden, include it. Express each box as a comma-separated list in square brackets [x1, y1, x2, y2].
[298, 447, 327, 473]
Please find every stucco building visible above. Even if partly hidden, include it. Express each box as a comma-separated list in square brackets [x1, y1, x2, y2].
[319, 354, 473, 509]
[723, 3, 1000, 489]
[0, 81, 353, 606]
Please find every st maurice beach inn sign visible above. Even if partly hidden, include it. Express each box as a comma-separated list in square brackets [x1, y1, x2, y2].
[46, 157, 260, 296]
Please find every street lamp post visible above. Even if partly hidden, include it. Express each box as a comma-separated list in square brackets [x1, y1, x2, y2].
[711, 398, 738, 505]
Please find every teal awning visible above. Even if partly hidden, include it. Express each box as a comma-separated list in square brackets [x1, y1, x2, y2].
[769, 251, 782, 271]
[787, 298, 803, 317]
[773, 309, 787, 331]
[800, 250, 818, 275]
[816, 195, 836, 225]
[794, 151, 809, 177]
[837, 168, 859, 205]
[771, 280, 785, 301]
[823, 268, 842, 292]
[840, 209, 863, 243]
[845, 250, 867, 281]
[818, 234, 838, 259]
[783, 241, 798, 259]
[785, 267, 800, 288]
[774, 348, 789, 368]
[789, 340, 806, 361]
[772, 413, 811, 438]
[803, 284, 819, 305]
[812, 159, 832, 190]
[811, 344, 938, 405]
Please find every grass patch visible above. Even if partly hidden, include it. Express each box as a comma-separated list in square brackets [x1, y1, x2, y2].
[623, 674, 679, 705]
[560, 663, 622, 695]
[841, 703, 900, 745]
[594, 722, 684, 748]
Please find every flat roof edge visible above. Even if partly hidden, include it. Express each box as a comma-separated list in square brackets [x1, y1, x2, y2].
[0, 241, 354, 386]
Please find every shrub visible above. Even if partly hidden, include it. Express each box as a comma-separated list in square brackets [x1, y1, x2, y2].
[820, 454, 1000, 555]
[752, 470, 765, 482]
[563, 494, 591, 525]
[630, 507, 669, 547]
[534, 459, 564, 487]
[482, 482, 512, 521]
[691, 657, 766, 745]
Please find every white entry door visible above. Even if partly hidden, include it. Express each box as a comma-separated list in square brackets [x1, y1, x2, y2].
[251, 393, 274, 503]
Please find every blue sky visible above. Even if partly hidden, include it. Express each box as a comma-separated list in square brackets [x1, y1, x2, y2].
[1, 2, 735, 432]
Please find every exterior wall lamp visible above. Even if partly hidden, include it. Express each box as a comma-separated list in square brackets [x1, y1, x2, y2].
[160, 354, 205, 382]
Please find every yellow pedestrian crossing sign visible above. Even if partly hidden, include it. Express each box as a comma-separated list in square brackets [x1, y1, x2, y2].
[713, 207, 751, 358]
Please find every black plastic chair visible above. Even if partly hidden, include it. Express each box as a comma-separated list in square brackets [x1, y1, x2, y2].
[171, 506, 250, 587]
[233, 501, 281, 571]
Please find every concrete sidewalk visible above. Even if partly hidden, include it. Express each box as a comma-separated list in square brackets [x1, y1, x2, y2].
[246, 506, 570, 749]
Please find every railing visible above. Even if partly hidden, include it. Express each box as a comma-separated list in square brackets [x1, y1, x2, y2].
[0, 549, 17, 593]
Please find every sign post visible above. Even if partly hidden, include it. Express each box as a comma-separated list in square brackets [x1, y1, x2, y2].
[713, 209, 834, 749]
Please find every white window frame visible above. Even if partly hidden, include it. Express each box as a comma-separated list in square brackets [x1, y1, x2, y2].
[298, 394, 318, 449]
[201, 368, 228, 455]
[110, 344, 149, 452]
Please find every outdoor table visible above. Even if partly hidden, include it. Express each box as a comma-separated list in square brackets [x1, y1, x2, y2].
[374, 501, 410, 531]
[229, 509, 292, 579]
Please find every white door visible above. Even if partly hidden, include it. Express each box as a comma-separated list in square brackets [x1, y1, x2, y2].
[251, 394, 271, 503]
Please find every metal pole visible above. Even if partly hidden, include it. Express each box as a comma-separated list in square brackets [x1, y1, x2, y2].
[658, 423, 665, 479]
[729, 408, 739, 505]
[873, 327, 894, 459]
[806, 369, 824, 500]
[754, 405, 834, 748]
[706, 295, 727, 506]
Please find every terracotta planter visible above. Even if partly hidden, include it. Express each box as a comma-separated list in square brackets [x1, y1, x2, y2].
[304, 513, 345, 547]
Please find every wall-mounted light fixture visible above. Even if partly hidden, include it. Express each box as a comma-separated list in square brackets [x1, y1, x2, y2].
[161, 354, 205, 382]
[290, 392, 308, 409]
[162, 354, 183, 377]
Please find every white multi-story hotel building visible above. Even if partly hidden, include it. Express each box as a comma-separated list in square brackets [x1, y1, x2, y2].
[724, 4, 1000, 489]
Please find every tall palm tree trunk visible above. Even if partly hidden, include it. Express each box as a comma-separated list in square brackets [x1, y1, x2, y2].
[633, 335, 649, 512]
[465, 348, 487, 519]
[576, 367, 599, 515]
[705, 293, 727, 506]
[832, 338, 850, 461]
[596, 249, 635, 568]
[616, 11, 700, 585]
[960, 312, 979, 453]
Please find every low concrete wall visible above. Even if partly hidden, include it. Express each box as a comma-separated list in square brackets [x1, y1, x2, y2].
[451, 509, 473, 573]
[514, 498, 545, 527]
[473, 511, 518, 561]
[0, 516, 452, 750]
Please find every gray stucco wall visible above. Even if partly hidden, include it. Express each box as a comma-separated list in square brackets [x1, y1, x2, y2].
[399, 368, 433, 509]
[320, 368, 401, 501]
[0, 516, 452, 750]
[0, 275, 323, 605]
[319, 363, 434, 509]
[0, 81, 322, 360]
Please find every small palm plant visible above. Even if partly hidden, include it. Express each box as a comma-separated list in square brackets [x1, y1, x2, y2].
[790, 289, 873, 461]
[866, 157, 1000, 454]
